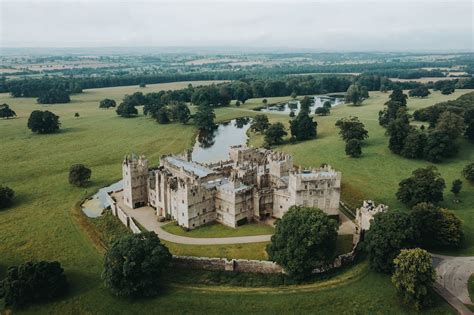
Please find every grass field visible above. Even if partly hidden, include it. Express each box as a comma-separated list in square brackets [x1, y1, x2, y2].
[0, 83, 466, 313]
[161, 221, 275, 238]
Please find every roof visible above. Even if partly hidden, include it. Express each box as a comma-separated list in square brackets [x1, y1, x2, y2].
[164, 156, 215, 178]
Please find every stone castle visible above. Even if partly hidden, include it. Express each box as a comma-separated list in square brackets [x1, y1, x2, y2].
[122, 145, 342, 229]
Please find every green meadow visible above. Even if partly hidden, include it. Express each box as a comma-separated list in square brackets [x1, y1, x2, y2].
[0, 82, 469, 313]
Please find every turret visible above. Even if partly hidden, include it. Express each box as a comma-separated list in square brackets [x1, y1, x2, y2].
[122, 154, 149, 208]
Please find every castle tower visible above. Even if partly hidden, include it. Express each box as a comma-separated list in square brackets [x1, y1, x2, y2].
[122, 154, 149, 209]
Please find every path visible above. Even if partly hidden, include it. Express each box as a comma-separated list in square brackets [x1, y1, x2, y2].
[432, 254, 474, 305]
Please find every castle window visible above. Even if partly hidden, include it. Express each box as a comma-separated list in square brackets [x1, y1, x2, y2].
[182, 200, 184, 204]
[202, 196, 205, 201]
[203, 208, 206, 213]
[182, 212, 184, 217]
[280, 205, 282, 209]
[193, 224, 195, 227]
[305, 185, 307, 189]
[203, 219, 206, 223]
[193, 192, 196, 196]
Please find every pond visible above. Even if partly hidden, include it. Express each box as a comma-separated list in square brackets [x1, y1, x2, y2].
[81, 118, 251, 217]
[256, 95, 343, 115]
[192, 117, 251, 163]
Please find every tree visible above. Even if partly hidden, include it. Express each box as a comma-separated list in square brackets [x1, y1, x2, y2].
[250, 114, 270, 133]
[408, 86, 430, 98]
[379, 100, 406, 127]
[194, 105, 215, 131]
[0, 185, 15, 209]
[139, 82, 146, 88]
[116, 102, 138, 118]
[266, 206, 338, 279]
[441, 86, 455, 95]
[451, 179, 462, 196]
[74, 112, 80, 118]
[391, 248, 436, 310]
[68, 164, 91, 187]
[335, 116, 369, 142]
[345, 138, 362, 157]
[396, 166, 446, 207]
[37, 89, 70, 104]
[102, 232, 172, 297]
[423, 130, 458, 163]
[235, 100, 241, 107]
[299, 96, 312, 112]
[315, 106, 330, 116]
[99, 98, 116, 109]
[401, 130, 427, 159]
[155, 107, 170, 124]
[365, 211, 417, 273]
[387, 110, 411, 154]
[169, 103, 190, 124]
[436, 111, 465, 139]
[345, 84, 362, 105]
[264, 122, 287, 146]
[262, 98, 268, 104]
[411, 202, 463, 248]
[0, 261, 68, 308]
[291, 91, 297, 99]
[27, 110, 61, 134]
[462, 163, 474, 182]
[290, 110, 317, 141]
[0, 103, 16, 119]
[388, 88, 408, 106]
[464, 108, 474, 142]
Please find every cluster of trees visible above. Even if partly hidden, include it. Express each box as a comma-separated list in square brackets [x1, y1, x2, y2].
[0, 103, 16, 119]
[0, 185, 15, 209]
[335, 116, 368, 158]
[99, 98, 116, 109]
[408, 86, 430, 98]
[344, 83, 368, 105]
[69, 164, 92, 187]
[6, 78, 82, 98]
[0, 261, 68, 308]
[314, 100, 332, 116]
[250, 114, 287, 146]
[27, 110, 61, 134]
[37, 89, 71, 104]
[266, 206, 338, 279]
[413, 92, 474, 142]
[289, 97, 317, 141]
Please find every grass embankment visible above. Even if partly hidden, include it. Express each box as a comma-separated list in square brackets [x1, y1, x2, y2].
[468, 274, 474, 310]
[162, 221, 275, 238]
[239, 90, 474, 255]
[0, 84, 462, 313]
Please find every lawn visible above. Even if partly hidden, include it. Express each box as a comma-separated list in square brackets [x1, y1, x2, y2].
[0, 83, 464, 313]
[161, 221, 275, 238]
[236, 89, 474, 256]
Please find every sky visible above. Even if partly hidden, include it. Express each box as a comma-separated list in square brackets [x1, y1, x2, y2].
[0, 0, 473, 52]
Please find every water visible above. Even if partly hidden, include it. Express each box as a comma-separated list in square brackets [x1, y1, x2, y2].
[82, 118, 251, 217]
[256, 96, 343, 115]
[192, 117, 251, 163]
[81, 180, 123, 217]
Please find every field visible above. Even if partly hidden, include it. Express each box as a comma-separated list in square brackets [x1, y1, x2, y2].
[162, 221, 275, 238]
[0, 82, 469, 313]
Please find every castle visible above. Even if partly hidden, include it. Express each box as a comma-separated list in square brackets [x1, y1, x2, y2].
[122, 146, 342, 229]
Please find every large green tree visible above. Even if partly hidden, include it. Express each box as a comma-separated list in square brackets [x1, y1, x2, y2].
[116, 102, 138, 118]
[387, 109, 412, 154]
[335, 116, 369, 142]
[102, 232, 172, 297]
[436, 111, 465, 139]
[345, 138, 362, 158]
[423, 130, 458, 163]
[68, 164, 91, 187]
[194, 105, 216, 131]
[396, 166, 446, 207]
[250, 114, 270, 133]
[365, 211, 417, 273]
[401, 130, 427, 159]
[391, 248, 436, 310]
[462, 163, 474, 182]
[0, 261, 68, 308]
[0, 103, 16, 119]
[27, 110, 61, 134]
[345, 84, 362, 105]
[289, 110, 317, 141]
[266, 206, 338, 280]
[264, 122, 287, 146]
[99, 98, 116, 109]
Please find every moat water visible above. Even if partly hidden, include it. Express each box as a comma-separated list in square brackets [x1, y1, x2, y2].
[256, 95, 344, 115]
[81, 118, 251, 217]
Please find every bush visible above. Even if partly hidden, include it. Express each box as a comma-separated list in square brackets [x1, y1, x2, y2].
[266, 206, 338, 280]
[27, 110, 61, 134]
[68, 164, 91, 187]
[364, 211, 417, 273]
[0, 103, 16, 119]
[0, 261, 68, 308]
[99, 98, 116, 109]
[102, 232, 172, 297]
[391, 248, 436, 310]
[345, 138, 362, 158]
[116, 102, 138, 118]
[0, 185, 15, 209]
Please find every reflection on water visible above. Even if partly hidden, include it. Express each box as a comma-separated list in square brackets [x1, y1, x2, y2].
[192, 118, 252, 163]
[257, 96, 343, 114]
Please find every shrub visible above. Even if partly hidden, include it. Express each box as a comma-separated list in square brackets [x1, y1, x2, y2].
[0, 261, 68, 308]
[345, 138, 362, 158]
[462, 163, 474, 182]
[27, 110, 61, 134]
[266, 206, 338, 280]
[102, 232, 172, 297]
[0, 186, 15, 209]
[99, 98, 116, 109]
[391, 248, 436, 310]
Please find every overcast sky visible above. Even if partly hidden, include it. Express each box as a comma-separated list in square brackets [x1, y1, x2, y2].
[1, 0, 473, 52]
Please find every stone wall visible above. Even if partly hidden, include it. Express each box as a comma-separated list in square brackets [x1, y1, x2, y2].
[171, 256, 283, 274]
